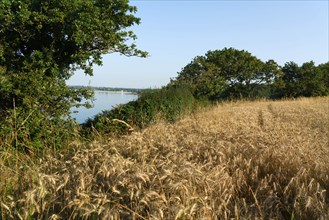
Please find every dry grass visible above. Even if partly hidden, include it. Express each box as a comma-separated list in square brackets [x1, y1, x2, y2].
[1, 97, 328, 219]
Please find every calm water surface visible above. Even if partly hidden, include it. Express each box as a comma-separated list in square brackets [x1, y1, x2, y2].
[71, 91, 138, 123]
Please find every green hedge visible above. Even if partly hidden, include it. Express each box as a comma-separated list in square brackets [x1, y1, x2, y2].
[82, 86, 196, 135]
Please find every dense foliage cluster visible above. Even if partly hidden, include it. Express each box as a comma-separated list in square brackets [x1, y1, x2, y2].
[83, 86, 196, 135]
[0, 0, 146, 149]
[170, 48, 328, 100]
[85, 48, 328, 135]
[275, 61, 329, 98]
[0, 1, 327, 147]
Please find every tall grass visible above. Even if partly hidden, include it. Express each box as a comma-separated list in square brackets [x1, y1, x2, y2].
[1, 97, 328, 219]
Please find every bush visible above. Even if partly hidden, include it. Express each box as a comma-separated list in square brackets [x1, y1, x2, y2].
[0, 107, 78, 152]
[82, 86, 197, 135]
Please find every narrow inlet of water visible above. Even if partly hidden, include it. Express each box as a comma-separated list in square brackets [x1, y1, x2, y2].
[70, 91, 138, 123]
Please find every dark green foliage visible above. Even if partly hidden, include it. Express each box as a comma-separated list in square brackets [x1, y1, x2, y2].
[171, 48, 280, 100]
[137, 86, 195, 124]
[0, 107, 77, 151]
[0, 0, 146, 149]
[172, 48, 328, 101]
[83, 86, 196, 135]
[0, 0, 146, 76]
[274, 61, 329, 98]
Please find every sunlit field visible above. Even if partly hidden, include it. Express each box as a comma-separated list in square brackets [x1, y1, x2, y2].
[1, 97, 328, 219]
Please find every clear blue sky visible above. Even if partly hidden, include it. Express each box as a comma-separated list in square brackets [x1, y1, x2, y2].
[67, 0, 329, 89]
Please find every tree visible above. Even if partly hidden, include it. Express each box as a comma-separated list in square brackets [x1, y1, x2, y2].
[172, 56, 227, 100]
[275, 61, 329, 98]
[0, 0, 147, 149]
[172, 48, 280, 100]
[317, 62, 329, 95]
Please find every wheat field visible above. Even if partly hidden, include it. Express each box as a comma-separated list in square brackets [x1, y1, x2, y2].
[1, 97, 328, 219]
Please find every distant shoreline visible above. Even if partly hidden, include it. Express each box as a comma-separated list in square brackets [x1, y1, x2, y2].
[93, 89, 138, 95]
[69, 86, 145, 95]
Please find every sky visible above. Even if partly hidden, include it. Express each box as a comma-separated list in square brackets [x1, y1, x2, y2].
[67, 0, 329, 89]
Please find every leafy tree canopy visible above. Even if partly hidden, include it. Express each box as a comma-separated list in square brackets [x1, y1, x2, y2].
[172, 47, 280, 100]
[0, 0, 146, 149]
[172, 47, 328, 100]
[275, 61, 329, 98]
[0, 0, 147, 74]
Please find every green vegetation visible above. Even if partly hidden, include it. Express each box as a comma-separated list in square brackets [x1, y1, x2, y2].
[1, 98, 328, 219]
[82, 48, 328, 136]
[0, 0, 146, 149]
[69, 85, 146, 94]
[0, 1, 328, 219]
[170, 47, 328, 100]
[274, 61, 329, 98]
[83, 86, 197, 135]
[1, 0, 327, 149]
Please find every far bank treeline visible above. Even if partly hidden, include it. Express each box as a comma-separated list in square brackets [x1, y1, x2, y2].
[84, 47, 328, 135]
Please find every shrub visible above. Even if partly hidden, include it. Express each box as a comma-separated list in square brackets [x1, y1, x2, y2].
[0, 106, 78, 152]
[82, 86, 196, 135]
